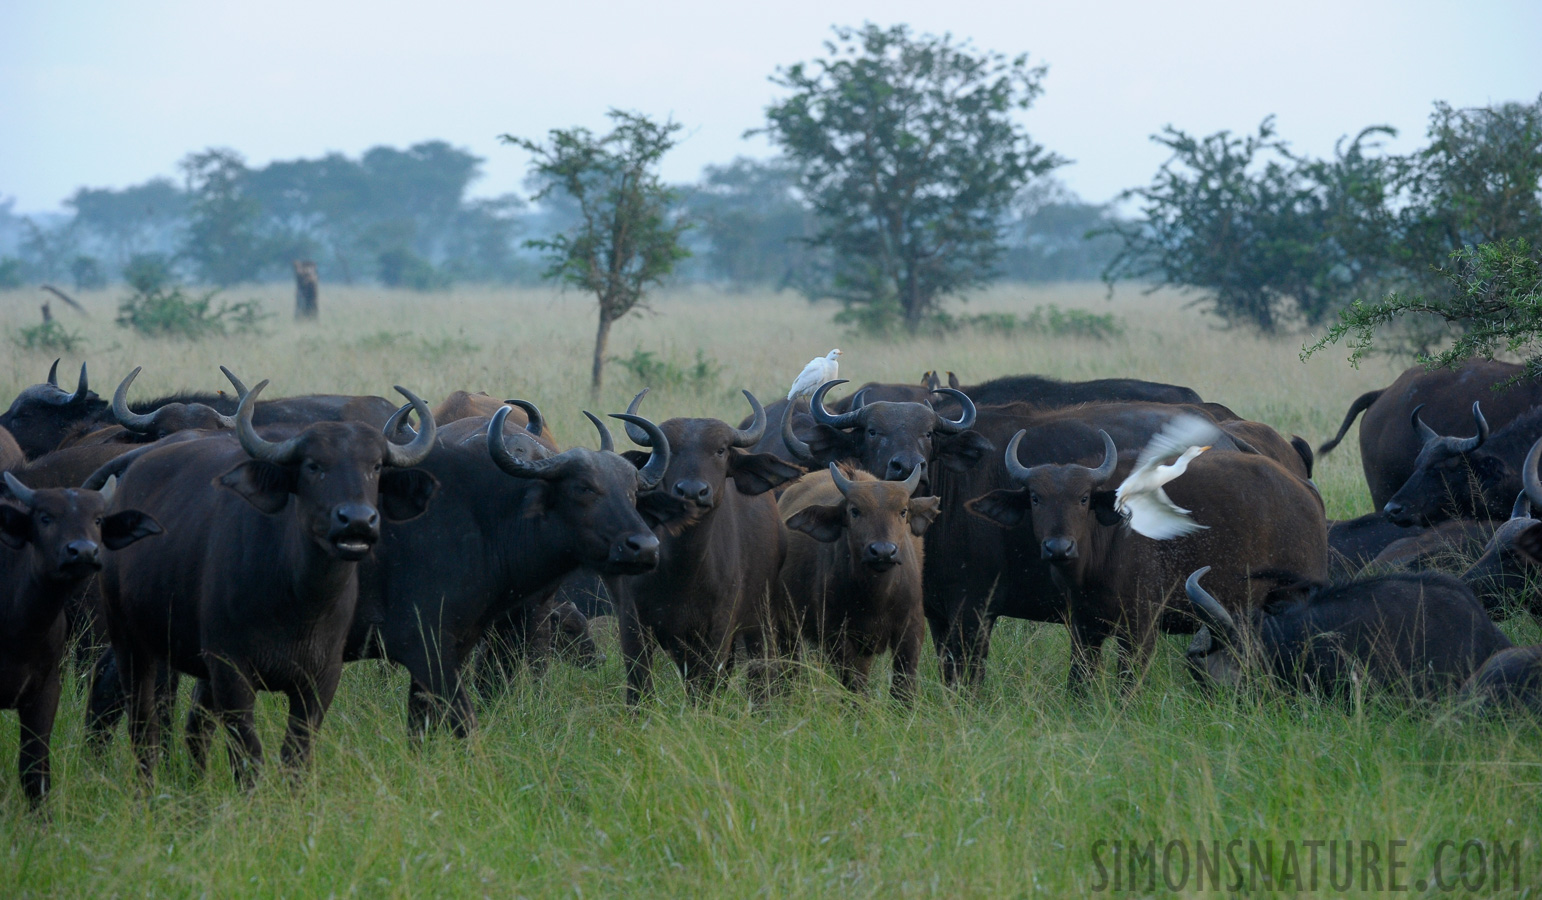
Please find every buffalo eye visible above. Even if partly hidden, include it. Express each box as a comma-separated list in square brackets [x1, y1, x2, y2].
[305, 461, 323, 475]
[95, 517, 104, 527]
[850, 507, 861, 519]
[1080, 495, 1089, 506]
[38, 513, 52, 526]
[716, 447, 727, 457]
[867, 428, 878, 437]
[899, 508, 908, 519]
[1029, 493, 1040, 507]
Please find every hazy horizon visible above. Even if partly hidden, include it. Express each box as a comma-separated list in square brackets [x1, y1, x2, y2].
[3, 0, 1538, 214]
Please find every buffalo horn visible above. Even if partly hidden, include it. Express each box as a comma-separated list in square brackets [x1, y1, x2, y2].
[1003, 429, 1034, 484]
[2, 471, 37, 508]
[112, 367, 160, 434]
[1410, 404, 1439, 445]
[849, 387, 870, 410]
[67, 362, 89, 405]
[729, 390, 766, 447]
[1456, 401, 1489, 453]
[219, 366, 250, 400]
[1184, 567, 1240, 646]
[781, 401, 817, 463]
[810, 380, 864, 430]
[382, 387, 436, 467]
[383, 402, 418, 440]
[583, 411, 614, 453]
[507, 400, 545, 437]
[1083, 430, 1118, 485]
[47, 359, 60, 387]
[612, 413, 671, 489]
[932, 388, 976, 434]
[1524, 435, 1542, 511]
[1511, 491, 1531, 521]
[830, 462, 855, 498]
[901, 458, 925, 495]
[487, 407, 566, 479]
[622, 389, 653, 446]
[236, 380, 305, 464]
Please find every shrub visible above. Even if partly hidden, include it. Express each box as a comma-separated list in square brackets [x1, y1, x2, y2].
[123, 254, 175, 293]
[0, 257, 25, 289]
[12, 320, 86, 354]
[70, 255, 107, 291]
[378, 248, 450, 291]
[115, 282, 269, 339]
[929, 304, 1124, 341]
[612, 348, 722, 392]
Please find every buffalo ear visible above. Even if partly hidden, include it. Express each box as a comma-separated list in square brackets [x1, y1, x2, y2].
[786, 504, 845, 542]
[908, 496, 942, 537]
[1473, 454, 1507, 485]
[800, 421, 853, 463]
[966, 489, 1030, 528]
[935, 430, 994, 473]
[1512, 522, 1542, 567]
[217, 460, 297, 514]
[620, 450, 650, 470]
[729, 450, 805, 495]
[1092, 490, 1122, 526]
[637, 491, 693, 530]
[0, 505, 30, 549]
[101, 510, 163, 549]
[380, 468, 439, 522]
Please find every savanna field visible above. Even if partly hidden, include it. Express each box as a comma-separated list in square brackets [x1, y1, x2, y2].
[3, 282, 1541, 897]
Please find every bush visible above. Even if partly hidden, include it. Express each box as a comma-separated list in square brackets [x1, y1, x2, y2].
[70, 255, 107, 291]
[123, 254, 175, 294]
[611, 348, 722, 392]
[927, 304, 1125, 341]
[0, 257, 25, 289]
[115, 282, 269, 339]
[378, 248, 450, 291]
[12, 320, 86, 354]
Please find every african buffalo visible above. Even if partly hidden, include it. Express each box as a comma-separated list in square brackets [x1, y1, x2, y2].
[1384, 402, 1542, 525]
[0, 426, 22, 474]
[966, 427, 1328, 690]
[1318, 360, 1542, 509]
[1185, 567, 1510, 698]
[1460, 646, 1542, 714]
[1460, 436, 1542, 613]
[347, 405, 667, 734]
[776, 464, 940, 702]
[431, 390, 559, 453]
[609, 390, 804, 705]
[0, 361, 102, 459]
[98, 380, 438, 785]
[0, 473, 160, 803]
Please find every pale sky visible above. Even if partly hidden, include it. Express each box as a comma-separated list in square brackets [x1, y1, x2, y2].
[2, 0, 1538, 213]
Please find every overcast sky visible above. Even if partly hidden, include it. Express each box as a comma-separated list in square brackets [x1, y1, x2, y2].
[3, 0, 1538, 213]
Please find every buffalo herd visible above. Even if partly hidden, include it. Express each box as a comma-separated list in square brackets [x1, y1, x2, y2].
[4, 356, 1542, 805]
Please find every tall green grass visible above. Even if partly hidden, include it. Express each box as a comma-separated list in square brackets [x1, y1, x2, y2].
[3, 283, 1540, 897]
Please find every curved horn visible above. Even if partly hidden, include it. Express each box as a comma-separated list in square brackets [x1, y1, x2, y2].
[1455, 401, 1489, 453]
[487, 406, 567, 480]
[47, 359, 60, 387]
[67, 362, 90, 405]
[612, 413, 670, 489]
[2, 472, 37, 508]
[622, 388, 652, 446]
[901, 458, 925, 496]
[1184, 566, 1239, 645]
[383, 402, 417, 441]
[1524, 435, 1542, 511]
[383, 387, 436, 467]
[583, 411, 613, 453]
[1410, 404, 1439, 445]
[1082, 431, 1119, 485]
[829, 462, 855, 499]
[849, 387, 870, 410]
[810, 380, 863, 430]
[781, 401, 817, 463]
[112, 367, 160, 434]
[236, 380, 305, 464]
[219, 366, 250, 400]
[1511, 491, 1532, 521]
[506, 400, 545, 437]
[729, 390, 766, 447]
[1003, 429, 1034, 484]
[932, 388, 977, 434]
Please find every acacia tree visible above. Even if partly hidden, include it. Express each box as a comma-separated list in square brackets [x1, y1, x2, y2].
[503, 111, 689, 396]
[760, 23, 1062, 332]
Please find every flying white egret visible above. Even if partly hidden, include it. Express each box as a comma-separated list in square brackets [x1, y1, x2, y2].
[787, 349, 841, 401]
[1115, 413, 1219, 540]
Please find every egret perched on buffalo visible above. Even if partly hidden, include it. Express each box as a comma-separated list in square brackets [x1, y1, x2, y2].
[788, 349, 841, 401]
[1115, 413, 1217, 539]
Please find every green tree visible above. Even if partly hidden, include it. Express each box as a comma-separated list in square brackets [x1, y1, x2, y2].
[681, 156, 816, 291]
[760, 23, 1062, 332]
[179, 148, 266, 285]
[502, 110, 690, 397]
[1102, 119, 1396, 332]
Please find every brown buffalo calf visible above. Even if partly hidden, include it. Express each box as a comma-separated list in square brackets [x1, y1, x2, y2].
[777, 464, 940, 702]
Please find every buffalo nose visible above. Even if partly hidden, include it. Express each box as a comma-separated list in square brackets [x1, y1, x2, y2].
[863, 542, 899, 566]
[620, 532, 660, 564]
[63, 540, 101, 568]
[1041, 537, 1077, 560]
[1383, 501, 1403, 519]
[672, 480, 712, 505]
[333, 504, 380, 532]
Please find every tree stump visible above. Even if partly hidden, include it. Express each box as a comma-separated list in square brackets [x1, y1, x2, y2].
[293, 260, 320, 320]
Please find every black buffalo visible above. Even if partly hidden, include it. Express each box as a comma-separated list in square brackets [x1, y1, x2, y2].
[1383, 403, 1542, 526]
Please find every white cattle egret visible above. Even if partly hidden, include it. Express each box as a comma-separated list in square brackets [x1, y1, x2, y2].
[1115, 414, 1219, 540]
[787, 349, 841, 401]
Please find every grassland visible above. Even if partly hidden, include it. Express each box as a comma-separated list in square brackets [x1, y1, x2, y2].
[2, 282, 1540, 897]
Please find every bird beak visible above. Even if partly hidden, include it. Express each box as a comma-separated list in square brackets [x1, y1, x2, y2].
[1198, 445, 1211, 452]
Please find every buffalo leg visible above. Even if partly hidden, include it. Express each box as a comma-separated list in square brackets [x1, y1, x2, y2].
[185, 679, 218, 774]
[17, 676, 62, 806]
[280, 666, 340, 772]
[209, 666, 262, 790]
[405, 647, 475, 738]
[618, 600, 653, 707]
[119, 646, 165, 782]
[891, 622, 924, 706]
[1067, 616, 1110, 695]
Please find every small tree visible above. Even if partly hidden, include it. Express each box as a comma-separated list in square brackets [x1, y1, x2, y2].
[760, 23, 1062, 332]
[502, 111, 689, 397]
[179, 148, 266, 286]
